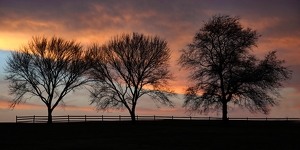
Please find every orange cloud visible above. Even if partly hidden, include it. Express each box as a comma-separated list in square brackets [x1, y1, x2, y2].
[241, 17, 281, 32]
[0, 100, 44, 109]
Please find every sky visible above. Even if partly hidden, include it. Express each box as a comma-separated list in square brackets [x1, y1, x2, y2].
[0, 0, 299, 122]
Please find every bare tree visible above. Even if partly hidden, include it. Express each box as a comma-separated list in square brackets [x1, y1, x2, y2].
[179, 15, 292, 121]
[5, 36, 90, 123]
[87, 32, 175, 122]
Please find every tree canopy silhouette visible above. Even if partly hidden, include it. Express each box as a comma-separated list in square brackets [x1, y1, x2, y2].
[179, 15, 292, 121]
[87, 32, 175, 122]
[5, 36, 90, 123]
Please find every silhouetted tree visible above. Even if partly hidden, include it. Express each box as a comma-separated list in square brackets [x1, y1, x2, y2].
[5, 36, 90, 123]
[179, 15, 292, 121]
[87, 32, 175, 122]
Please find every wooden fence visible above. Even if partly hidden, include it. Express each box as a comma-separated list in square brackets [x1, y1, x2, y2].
[15, 115, 300, 123]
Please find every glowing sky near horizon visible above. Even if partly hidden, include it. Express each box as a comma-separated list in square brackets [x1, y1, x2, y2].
[0, 0, 299, 122]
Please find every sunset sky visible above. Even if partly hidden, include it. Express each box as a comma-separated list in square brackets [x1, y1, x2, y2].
[0, 0, 299, 122]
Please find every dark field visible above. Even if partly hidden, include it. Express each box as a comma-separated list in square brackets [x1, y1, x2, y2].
[1, 120, 300, 150]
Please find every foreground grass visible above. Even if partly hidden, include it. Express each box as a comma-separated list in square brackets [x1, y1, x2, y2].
[1, 120, 299, 150]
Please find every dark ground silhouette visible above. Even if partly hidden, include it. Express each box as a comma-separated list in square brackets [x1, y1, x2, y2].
[1, 120, 299, 149]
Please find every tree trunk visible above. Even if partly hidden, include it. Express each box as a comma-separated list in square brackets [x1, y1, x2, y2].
[222, 101, 228, 121]
[130, 111, 136, 123]
[47, 108, 53, 124]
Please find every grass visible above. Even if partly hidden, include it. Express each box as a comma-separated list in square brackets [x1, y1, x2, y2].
[1, 120, 300, 150]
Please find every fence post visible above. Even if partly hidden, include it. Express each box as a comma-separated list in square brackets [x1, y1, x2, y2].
[190, 116, 192, 120]
[33, 115, 35, 123]
[172, 116, 173, 120]
[119, 115, 121, 121]
[85, 115, 86, 122]
[68, 115, 70, 123]
[102, 115, 103, 121]
[137, 115, 138, 121]
[16, 116, 17, 123]
[286, 117, 288, 121]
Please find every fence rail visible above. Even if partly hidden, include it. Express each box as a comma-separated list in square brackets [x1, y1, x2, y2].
[15, 115, 300, 123]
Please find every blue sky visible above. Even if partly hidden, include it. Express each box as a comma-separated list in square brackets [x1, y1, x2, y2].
[0, 0, 300, 122]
